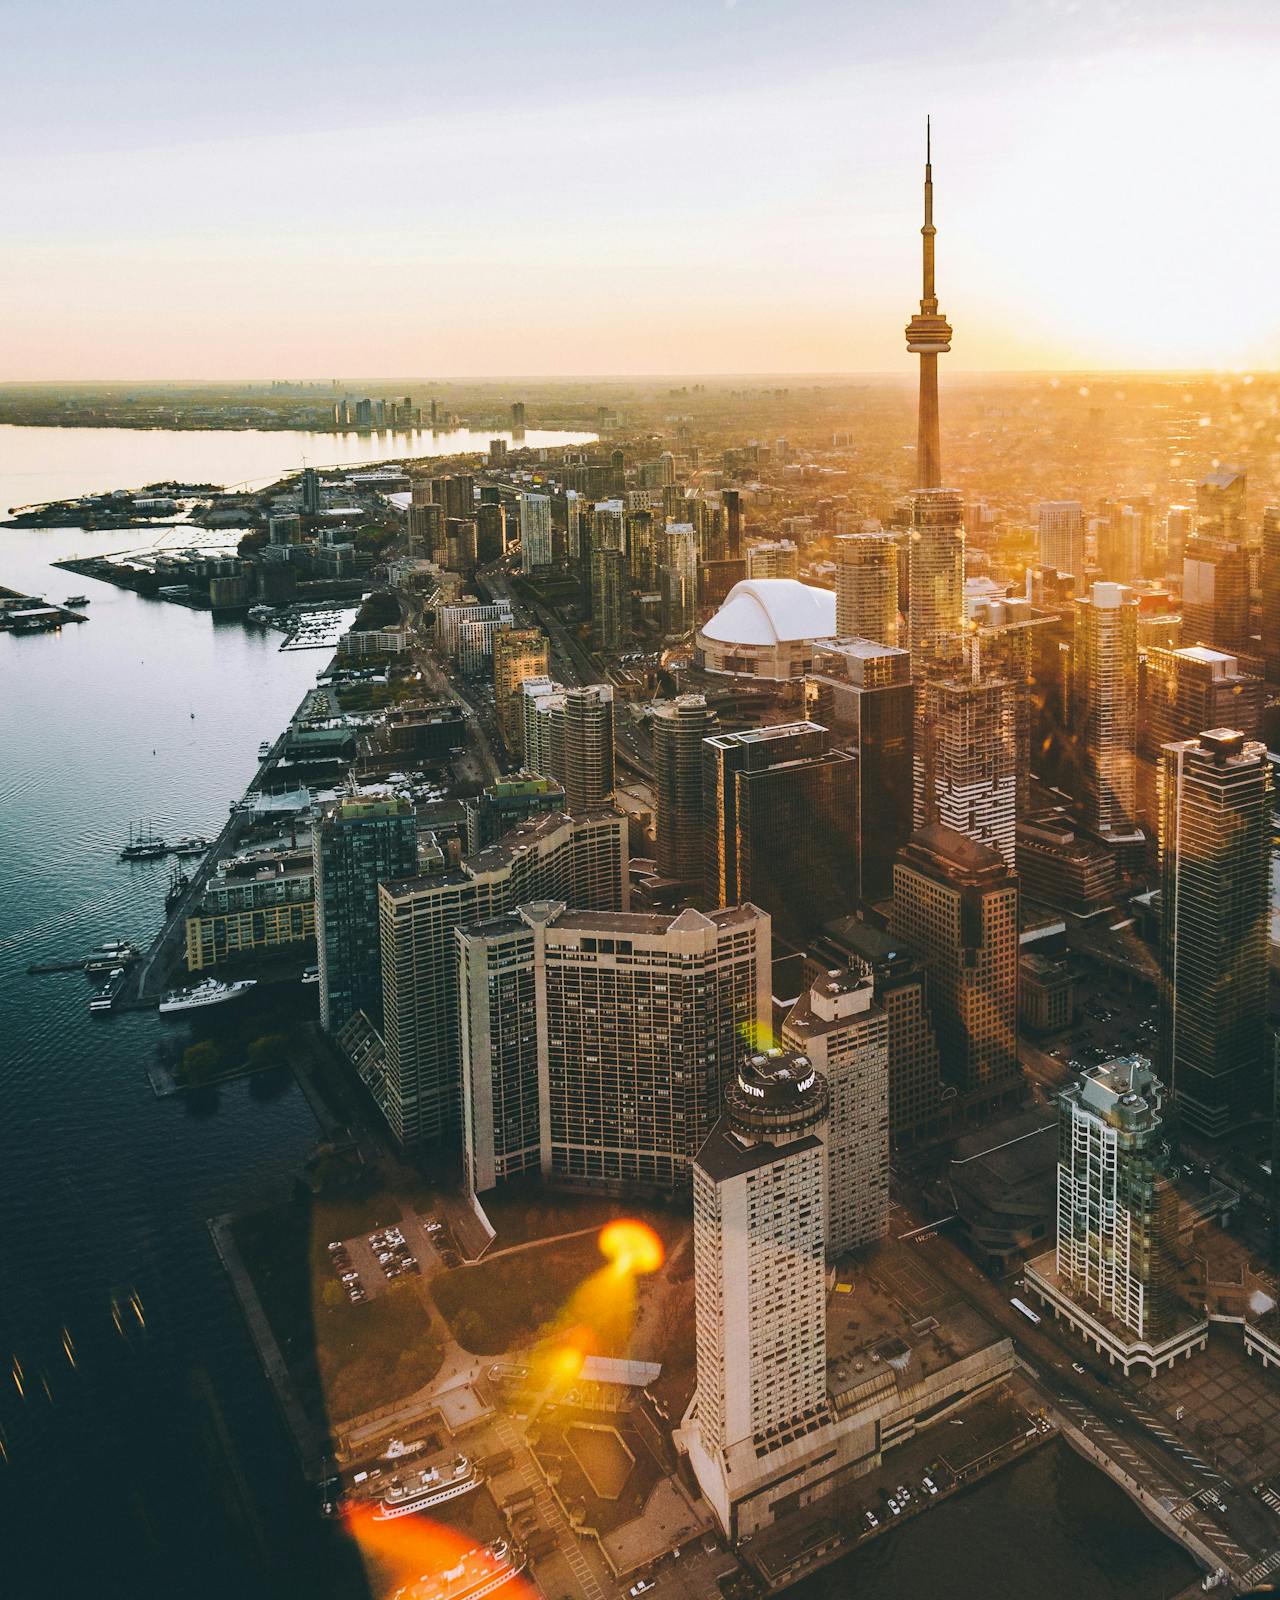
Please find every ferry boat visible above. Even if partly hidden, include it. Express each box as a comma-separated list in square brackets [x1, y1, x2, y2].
[64, 595, 90, 607]
[120, 823, 168, 860]
[89, 968, 127, 1014]
[389, 1541, 525, 1600]
[371, 1456, 484, 1521]
[158, 978, 256, 1014]
[172, 835, 210, 857]
[84, 940, 139, 974]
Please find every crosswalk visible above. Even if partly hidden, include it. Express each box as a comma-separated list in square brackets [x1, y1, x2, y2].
[1120, 1398, 1224, 1482]
[1241, 1547, 1280, 1588]
[1257, 1485, 1280, 1515]
[494, 1417, 607, 1600]
[1057, 1400, 1254, 1570]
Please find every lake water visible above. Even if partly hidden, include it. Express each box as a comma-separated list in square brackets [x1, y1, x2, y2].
[0, 421, 599, 511]
[0, 425, 1202, 1600]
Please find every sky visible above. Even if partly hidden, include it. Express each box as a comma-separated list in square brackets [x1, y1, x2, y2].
[3, 0, 1280, 379]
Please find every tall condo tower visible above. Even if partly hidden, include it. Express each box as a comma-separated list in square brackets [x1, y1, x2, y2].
[1157, 729, 1271, 1137]
[905, 119, 952, 490]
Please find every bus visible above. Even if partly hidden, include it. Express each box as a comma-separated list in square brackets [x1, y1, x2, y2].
[1010, 1297, 1042, 1326]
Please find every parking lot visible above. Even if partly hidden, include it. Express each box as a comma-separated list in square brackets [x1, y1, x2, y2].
[325, 1224, 419, 1304]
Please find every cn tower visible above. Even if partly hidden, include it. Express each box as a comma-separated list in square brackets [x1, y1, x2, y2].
[904, 118, 952, 490]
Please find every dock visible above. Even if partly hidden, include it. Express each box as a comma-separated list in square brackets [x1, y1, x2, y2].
[0, 584, 88, 632]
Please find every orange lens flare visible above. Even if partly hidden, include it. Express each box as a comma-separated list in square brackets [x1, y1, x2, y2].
[597, 1220, 664, 1277]
[343, 1507, 537, 1598]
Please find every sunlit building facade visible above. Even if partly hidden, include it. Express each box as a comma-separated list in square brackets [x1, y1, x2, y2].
[458, 901, 769, 1195]
[1157, 729, 1271, 1137]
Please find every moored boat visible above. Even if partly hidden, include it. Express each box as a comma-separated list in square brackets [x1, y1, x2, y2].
[158, 978, 256, 1014]
[388, 1540, 524, 1600]
[371, 1455, 484, 1521]
[88, 968, 127, 1014]
[120, 822, 168, 860]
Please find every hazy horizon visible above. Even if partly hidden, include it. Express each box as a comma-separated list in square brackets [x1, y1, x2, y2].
[1, 368, 1276, 388]
[6, 0, 1280, 381]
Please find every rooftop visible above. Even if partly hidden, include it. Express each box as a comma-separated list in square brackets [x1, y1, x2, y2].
[700, 578, 836, 646]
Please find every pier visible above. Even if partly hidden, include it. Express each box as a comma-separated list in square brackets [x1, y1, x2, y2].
[123, 715, 298, 1007]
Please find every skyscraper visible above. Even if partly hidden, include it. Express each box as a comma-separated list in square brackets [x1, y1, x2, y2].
[746, 540, 799, 581]
[1025, 1055, 1209, 1372]
[313, 795, 419, 1033]
[651, 693, 718, 883]
[492, 627, 550, 754]
[1038, 501, 1085, 591]
[915, 657, 1018, 869]
[723, 487, 743, 561]
[703, 723, 857, 937]
[521, 681, 616, 811]
[806, 640, 914, 901]
[1053, 1056, 1179, 1339]
[908, 488, 966, 665]
[519, 491, 553, 572]
[378, 809, 628, 1146]
[1262, 506, 1280, 683]
[783, 968, 890, 1254]
[891, 825, 1020, 1117]
[458, 902, 770, 1194]
[1182, 532, 1250, 653]
[590, 544, 629, 651]
[1196, 465, 1246, 540]
[834, 533, 898, 646]
[661, 521, 699, 637]
[1138, 645, 1263, 831]
[1070, 581, 1139, 842]
[816, 918, 949, 1148]
[687, 1048, 831, 1535]
[1157, 729, 1271, 1137]
[475, 500, 506, 563]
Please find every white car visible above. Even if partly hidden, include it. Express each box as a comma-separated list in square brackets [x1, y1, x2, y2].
[864, 1510, 879, 1528]
[629, 1580, 656, 1596]
[887, 1499, 901, 1515]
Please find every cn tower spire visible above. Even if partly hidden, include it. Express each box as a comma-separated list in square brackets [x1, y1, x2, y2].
[905, 118, 952, 490]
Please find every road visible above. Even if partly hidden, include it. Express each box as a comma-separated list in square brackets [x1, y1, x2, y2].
[478, 559, 656, 780]
[892, 1190, 1280, 1586]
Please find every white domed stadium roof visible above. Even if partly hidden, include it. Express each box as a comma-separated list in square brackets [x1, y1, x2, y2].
[701, 578, 836, 646]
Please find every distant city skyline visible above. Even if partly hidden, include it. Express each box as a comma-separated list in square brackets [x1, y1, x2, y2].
[5, 0, 1280, 378]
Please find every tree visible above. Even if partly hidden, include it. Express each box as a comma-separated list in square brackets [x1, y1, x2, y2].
[180, 1040, 220, 1084]
[247, 1032, 290, 1069]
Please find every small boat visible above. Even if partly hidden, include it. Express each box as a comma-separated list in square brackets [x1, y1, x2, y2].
[171, 835, 210, 857]
[88, 968, 127, 1014]
[120, 822, 167, 860]
[64, 595, 90, 607]
[258, 740, 273, 759]
[84, 940, 139, 974]
[158, 978, 256, 1014]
